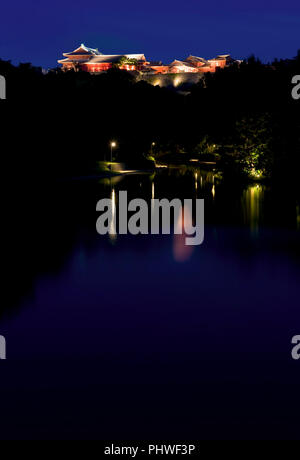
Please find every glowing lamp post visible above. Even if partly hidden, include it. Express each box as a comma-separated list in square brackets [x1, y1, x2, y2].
[110, 141, 117, 170]
[151, 142, 156, 155]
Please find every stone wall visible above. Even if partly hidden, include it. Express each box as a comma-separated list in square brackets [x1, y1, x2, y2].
[138, 72, 204, 89]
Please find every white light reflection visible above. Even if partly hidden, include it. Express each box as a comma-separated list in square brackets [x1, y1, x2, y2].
[109, 188, 117, 241]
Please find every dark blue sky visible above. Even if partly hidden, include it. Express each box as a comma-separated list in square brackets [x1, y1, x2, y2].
[1, 0, 299, 68]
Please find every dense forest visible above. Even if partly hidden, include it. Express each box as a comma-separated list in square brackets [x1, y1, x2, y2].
[0, 52, 299, 183]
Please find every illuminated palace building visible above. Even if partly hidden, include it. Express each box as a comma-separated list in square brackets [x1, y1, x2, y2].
[58, 44, 240, 75]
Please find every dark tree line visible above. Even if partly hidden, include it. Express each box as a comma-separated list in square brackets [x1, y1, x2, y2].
[0, 52, 299, 183]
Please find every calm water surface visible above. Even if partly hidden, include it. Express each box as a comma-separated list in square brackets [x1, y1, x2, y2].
[1, 167, 299, 439]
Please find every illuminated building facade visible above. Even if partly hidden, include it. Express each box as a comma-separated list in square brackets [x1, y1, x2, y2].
[58, 44, 240, 75]
[58, 44, 148, 72]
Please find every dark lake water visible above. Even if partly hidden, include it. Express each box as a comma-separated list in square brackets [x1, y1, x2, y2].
[0, 166, 299, 439]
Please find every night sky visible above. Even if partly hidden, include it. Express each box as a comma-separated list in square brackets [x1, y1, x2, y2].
[1, 0, 299, 68]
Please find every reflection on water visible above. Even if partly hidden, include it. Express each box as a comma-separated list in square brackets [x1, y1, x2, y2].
[151, 181, 155, 213]
[212, 184, 216, 199]
[173, 206, 195, 262]
[99, 170, 298, 242]
[242, 184, 265, 235]
[109, 188, 117, 241]
[2, 165, 299, 320]
[1, 165, 300, 439]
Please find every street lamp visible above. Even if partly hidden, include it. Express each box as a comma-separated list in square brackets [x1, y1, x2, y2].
[151, 142, 156, 155]
[110, 141, 117, 168]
